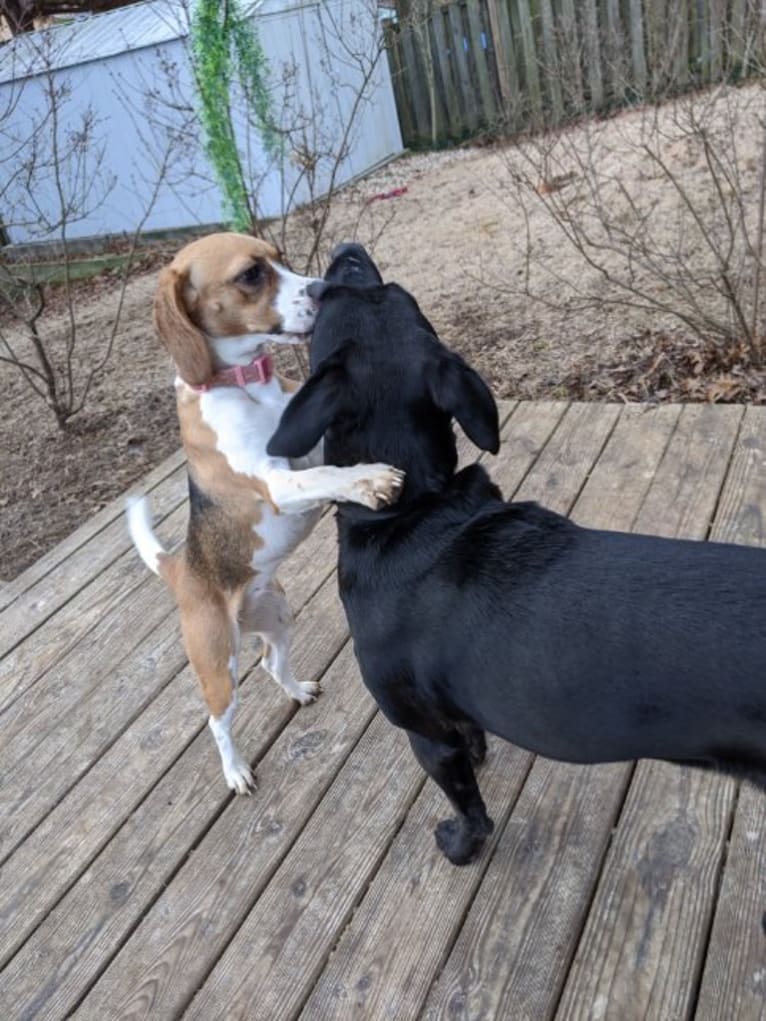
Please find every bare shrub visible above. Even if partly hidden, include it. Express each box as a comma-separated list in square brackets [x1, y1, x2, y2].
[247, 0, 397, 277]
[0, 35, 184, 429]
[490, 79, 766, 372]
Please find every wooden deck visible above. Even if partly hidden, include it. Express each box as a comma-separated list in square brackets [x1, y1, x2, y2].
[2, 400, 766, 1021]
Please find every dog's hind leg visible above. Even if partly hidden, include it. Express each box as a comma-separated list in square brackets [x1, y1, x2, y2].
[407, 729, 494, 865]
[177, 579, 255, 795]
[242, 581, 321, 705]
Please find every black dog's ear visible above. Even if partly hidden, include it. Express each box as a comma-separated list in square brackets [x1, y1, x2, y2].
[267, 349, 350, 458]
[429, 350, 500, 454]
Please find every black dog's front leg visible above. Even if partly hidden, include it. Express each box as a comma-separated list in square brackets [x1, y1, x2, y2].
[407, 730, 494, 865]
[457, 721, 488, 767]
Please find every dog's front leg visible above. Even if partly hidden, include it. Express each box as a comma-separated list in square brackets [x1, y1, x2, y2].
[262, 463, 405, 514]
[407, 730, 494, 865]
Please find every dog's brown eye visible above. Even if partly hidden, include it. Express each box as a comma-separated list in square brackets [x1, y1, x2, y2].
[237, 263, 263, 286]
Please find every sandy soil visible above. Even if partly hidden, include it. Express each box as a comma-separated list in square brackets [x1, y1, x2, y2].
[2, 81, 764, 580]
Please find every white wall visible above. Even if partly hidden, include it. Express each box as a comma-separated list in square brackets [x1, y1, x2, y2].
[0, 0, 403, 245]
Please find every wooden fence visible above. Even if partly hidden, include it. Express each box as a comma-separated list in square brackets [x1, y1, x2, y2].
[384, 0, 766, 146]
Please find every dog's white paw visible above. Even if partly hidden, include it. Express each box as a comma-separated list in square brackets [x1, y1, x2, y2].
[293, 679, 321, 705]
[224, 756, 256, 795]
[351, 464, 406, 510]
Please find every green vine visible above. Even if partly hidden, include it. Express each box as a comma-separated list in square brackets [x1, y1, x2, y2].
[190, 0, 281, 232]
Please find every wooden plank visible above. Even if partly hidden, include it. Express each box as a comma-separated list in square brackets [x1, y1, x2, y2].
[627, 0, 648, 94]
[540, 0, 564, 122]
[0, 507, 339, 869]
[0, 541, 169, 716]
[384, 28, 417, 148]
[709, 405, 766, 547]
[694, 0, 711, 81]
[465, 1, 498, 125]
[0, 616, 185, 968]
[427, 14, 454, 143]
[512, 401, 621, 508]
[674, 0, 691, 87]
[220, 739, 531, 1021]
[694, 780, 766, 1021]
[421, 403, 683, 1020]
[604, 0, 628, 101]
[432, 6, 464, 137]
[644, 0, 666, 92]
[571, 403, 682, 529]
[1, 584, 354, 1021]
[709, 0, 725, 80]
[0, 459, 187, 675]
[728, 0, 747, 76]
[550, 403, 745, 1021]
[0, 501, 186, 763]
[424, 760, 630, 1021]
[556, 765, 736, 1021]
[401, 28, 432, 144]
[489, 399, 569, 492]
[0, 505, 186, 855]
[514, 0, 544, 125]
[694, 406, 766, 1021]
[582, 0, 604, 108]
[0, 448, 184, 613]
[447, 2, 479, 133]
[633, 403, 745, 539]
[557, 0, 586, 112]
[486, 0, 521, 127]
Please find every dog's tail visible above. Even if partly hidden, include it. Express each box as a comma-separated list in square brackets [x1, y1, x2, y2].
[126, 495, 168, 577]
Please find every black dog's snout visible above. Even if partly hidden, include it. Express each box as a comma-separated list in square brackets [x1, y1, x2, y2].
[326, 242, 383, 287]
[330, 242, 367, 264]
[307, 279, 328, 302]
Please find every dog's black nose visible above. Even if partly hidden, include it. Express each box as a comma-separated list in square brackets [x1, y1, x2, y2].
[330, 242, 368, 264]
[326, 243, 383, 286]
[307, 279, 328, 302]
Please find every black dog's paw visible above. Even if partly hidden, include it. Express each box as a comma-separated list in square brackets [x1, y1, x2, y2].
[434, 815, 494, 865]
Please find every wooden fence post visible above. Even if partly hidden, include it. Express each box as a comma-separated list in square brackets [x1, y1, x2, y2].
[465, 1, 499, 125]
[486, 0, 520, 124]
[447, 3, 479, 133]
[384, 25, 417, 147]
[514, 0, 543, 125]
[628, 0, 648, 94]
[604, 0, 628, 101]
[540, 0, 563, 121]
[559, 0, 586, 111]
[582, 0, 604, 108]
[401, 26, 432, 143]
[431, 6, 463, 136]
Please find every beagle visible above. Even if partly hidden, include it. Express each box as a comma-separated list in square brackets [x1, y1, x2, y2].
[127, 233, 403, 794]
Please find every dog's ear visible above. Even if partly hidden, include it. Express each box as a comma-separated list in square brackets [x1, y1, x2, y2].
[153, 266, 213, 386]
[429, 350, 500, 454]
[267, 348, 350, 458]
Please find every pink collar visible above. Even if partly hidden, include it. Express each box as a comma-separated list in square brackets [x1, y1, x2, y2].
[189, 352, 273, 393]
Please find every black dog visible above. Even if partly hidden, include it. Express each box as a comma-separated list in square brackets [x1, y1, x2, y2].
[269, 244, 766, 865]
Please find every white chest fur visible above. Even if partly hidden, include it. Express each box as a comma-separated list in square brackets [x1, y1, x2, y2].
[198, 378, 322, 476]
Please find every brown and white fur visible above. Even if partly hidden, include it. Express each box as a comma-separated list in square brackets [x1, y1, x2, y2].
[127, 233, 403, 794]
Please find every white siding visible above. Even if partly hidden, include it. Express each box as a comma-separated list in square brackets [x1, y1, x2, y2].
[0, 0, 402, 244]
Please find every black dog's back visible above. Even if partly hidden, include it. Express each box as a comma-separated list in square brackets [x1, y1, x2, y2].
[340, 466, 766, 766]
